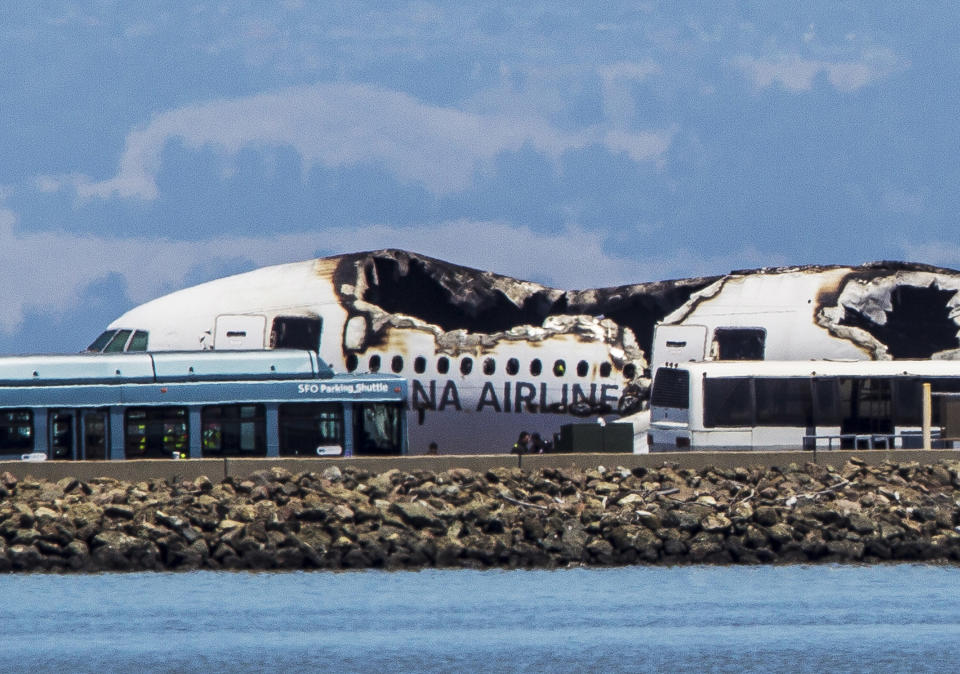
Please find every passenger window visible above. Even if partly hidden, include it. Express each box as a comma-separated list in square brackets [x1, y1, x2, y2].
[623, 363, 637, 379]
[124, 407, 188, 458]
[345, 354, 358, 372]
[437, 357, 450, 374]
[755, 378, 812, 426]
[391, 355, 404, 373]
[703, 378, 753, 428]
[576, 360, 588, 377]
[0, 410, 33, 452]
[354, 403, 403, 455]
[599, 362, 612, 378]
[368, 355, 381, 372]
[483, 358, 495, 375]
[127, 331, 149, 352]
[553, 359, 566, 377]
[278, 403, 343, 456]
[506, 358, 519, 375]
[530, 359, 542, 376]
[104, 330, 132, 353]
[202, 404, 266, 457]
[414, 356, 426, 374]
[460, 357, 473, 375]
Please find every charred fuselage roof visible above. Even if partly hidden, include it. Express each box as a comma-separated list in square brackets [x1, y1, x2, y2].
[331, 250, 960, 362]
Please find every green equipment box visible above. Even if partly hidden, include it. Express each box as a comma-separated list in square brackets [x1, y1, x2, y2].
[556, 422, 633, 453]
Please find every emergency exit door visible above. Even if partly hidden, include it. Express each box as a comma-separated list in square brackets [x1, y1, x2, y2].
[48, 409, 109, 460]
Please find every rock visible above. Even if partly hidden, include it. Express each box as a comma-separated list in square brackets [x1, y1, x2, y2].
[389, 501, 443, 530]
[701, 514, 732, 533]
[9, 544, 43, 570]
[321, 466, 343, 482]
[754, 506, 779, 526]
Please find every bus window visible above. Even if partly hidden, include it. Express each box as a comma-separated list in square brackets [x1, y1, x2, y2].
[124, 407, 188, 458]
[755, 378, 813, 426]
[278, 403, 343, 456]
[202, 404, 266, 457]
[703, 378, 753, 427]
[651, 368, 690, 409]
[354, 403, 403, 455]
[894, 379, 923, 425]
[0, 410, 32, 453]
[813, 378, 842, 425]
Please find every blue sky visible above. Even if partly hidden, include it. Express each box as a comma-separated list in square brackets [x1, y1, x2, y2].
[0, 3, 957, 353]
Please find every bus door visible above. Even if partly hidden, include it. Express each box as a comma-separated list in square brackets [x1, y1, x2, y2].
[48, 410, 77, 460]
[839, 378, 893, 447]
[49, 409, 109, 460]
[81, 410, 109, 460]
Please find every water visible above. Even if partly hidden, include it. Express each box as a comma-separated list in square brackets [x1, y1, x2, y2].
[1, 565, 958, 672]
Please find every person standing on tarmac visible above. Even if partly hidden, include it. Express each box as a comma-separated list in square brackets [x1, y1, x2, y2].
[511, 431, 531, 454]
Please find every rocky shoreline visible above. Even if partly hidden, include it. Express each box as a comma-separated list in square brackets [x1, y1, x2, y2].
[2, 458, 960, 572]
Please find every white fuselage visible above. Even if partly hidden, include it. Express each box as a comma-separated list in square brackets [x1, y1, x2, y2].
[105, 258, 633, 454]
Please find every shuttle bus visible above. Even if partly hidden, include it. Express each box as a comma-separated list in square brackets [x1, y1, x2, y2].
[648, 360, 960, 452]
[0, 350, 407, 461]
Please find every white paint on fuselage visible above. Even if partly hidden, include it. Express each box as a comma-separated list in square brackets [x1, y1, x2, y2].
[652, 268, 868, 370]
[107, 258, 632, 454]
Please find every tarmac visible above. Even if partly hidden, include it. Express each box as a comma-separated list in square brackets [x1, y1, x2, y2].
[1, 448, 958, 482]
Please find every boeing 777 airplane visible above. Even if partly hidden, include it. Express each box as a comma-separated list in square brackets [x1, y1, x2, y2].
[89, 251, 960, 454]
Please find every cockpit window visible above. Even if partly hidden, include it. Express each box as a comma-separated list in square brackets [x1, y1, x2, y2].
[103, 330, 132, 353]
[127, 331, 149, 352]
[87, 330, 117, 352]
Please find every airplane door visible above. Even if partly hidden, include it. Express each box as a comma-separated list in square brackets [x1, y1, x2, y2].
[49, 410, 77, 460]
[271, 316, 322, 352]
[652, 325, 708, 367]
[214, 315, 267, 350]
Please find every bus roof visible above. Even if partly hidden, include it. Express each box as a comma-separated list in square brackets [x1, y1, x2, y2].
[659, 359, 960, 379]
[0, 350, 338, 386]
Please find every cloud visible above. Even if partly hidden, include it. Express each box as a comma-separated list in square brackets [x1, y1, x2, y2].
[897, 242, 960, 272]
[736, 48, 903, 92]
[0, 207, 771, 336]
[65, 82, 674, 200]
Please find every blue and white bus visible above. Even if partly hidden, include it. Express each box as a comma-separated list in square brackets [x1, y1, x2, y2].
[648, 360, 960, 452]
[0, 350, 407, 460]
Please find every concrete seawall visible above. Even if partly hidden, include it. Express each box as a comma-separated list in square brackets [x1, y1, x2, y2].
[1, 449, 958, 482]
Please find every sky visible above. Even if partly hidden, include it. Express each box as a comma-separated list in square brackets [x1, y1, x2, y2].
[1, 2, 958, 353]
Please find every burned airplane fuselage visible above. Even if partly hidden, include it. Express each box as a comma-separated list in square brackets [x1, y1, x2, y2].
[100, 251, 960, 454]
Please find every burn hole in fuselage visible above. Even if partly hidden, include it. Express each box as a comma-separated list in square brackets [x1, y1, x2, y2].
[839, 284, 960, 358]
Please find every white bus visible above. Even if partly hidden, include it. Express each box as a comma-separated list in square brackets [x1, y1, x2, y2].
[647, 360, 960, 452]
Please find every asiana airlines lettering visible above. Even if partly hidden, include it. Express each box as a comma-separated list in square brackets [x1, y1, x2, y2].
[410, 379, 619, 415]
